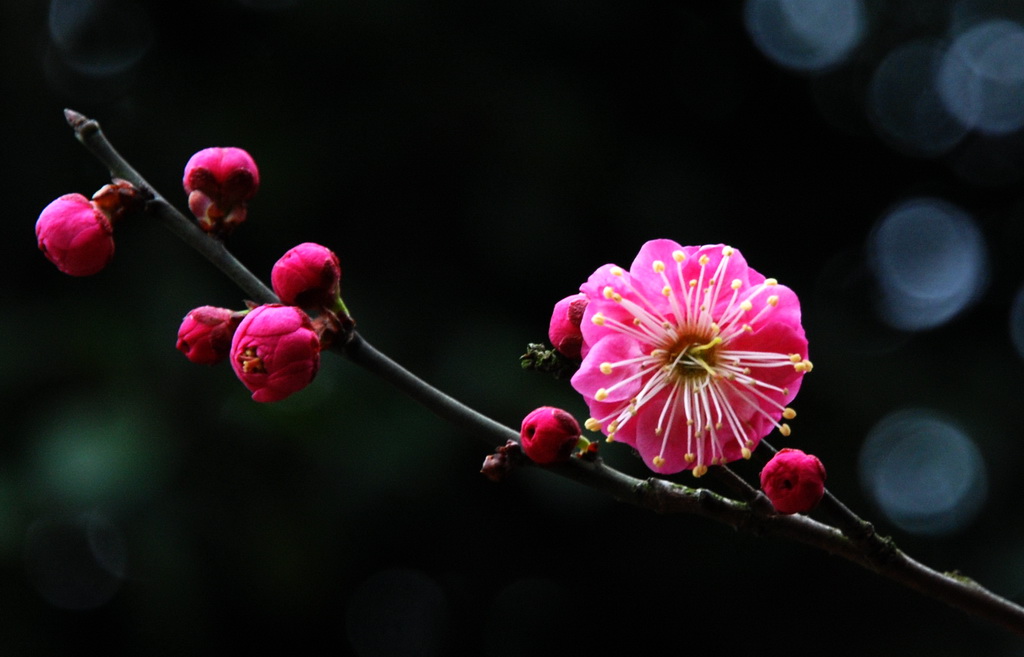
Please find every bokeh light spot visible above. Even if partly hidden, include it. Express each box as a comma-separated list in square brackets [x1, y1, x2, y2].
[859, 409, 987, 536]
[27, 395, 175, 508]
[744, 0, 866, 72]
[868, 197, 988, 331]
[345, 569, 449, 657]
[24, 511, 126, 610]
[48, 0, 153, 77]
[868, 40, 969, 156]
[1009, 283, 1024, 361]
[937, 19, 1024, 135]
[484, 578, 573, 657]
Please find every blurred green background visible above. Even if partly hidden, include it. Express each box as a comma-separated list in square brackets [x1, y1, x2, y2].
[5, 0, 1024, 654]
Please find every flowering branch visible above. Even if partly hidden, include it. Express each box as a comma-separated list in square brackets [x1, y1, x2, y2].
[60, 109, 1024, 636]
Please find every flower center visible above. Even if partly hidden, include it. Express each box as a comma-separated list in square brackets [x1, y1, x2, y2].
[664, 334, 722, 382]
[238, 346, 266, 374]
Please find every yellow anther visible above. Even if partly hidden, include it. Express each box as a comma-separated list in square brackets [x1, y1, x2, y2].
[783, 407, 797, 420]
[603, 286, 615, 299]
[803, 359, 814, 372]
[608, 421, 619, 433]
[743, 324, 753, 333]
[693, 464, 708, 478]
[600, 362, 613, 375]
[779, 423, 792, 437]
[689, 280, 697, 288]
[722, 246, 734, 257]
[662, 285, 671, 297]
[611, 266, 623, 276]
[673, 250, 686, 263]
[767, 295, 779, 307]
[699, 255, 709, 266]
[741, 447, 752, 460]
[595, 388, 609, 401]
[592, 313, 606, 326]
[789, 354, 802, 363]
[740, 300, 753, 312]
[606, 434, 616, 443]
[652, 260, 665, 273]
[685, 452, 696, 462]
[584, 418, 602, 432]
[731, 279, 742, 290]
[765, 278, 778, 286]
[633, 318, 642, 326]
[710, 322, 721, 334]
[652, 456, 666, 468]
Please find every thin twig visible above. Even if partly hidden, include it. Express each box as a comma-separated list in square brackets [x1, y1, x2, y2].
[63, 108, 1024, 637]
[64, 109, 277, 305]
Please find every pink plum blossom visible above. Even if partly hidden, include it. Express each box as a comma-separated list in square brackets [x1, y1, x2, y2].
[548, 293, 588, 360]
[570, 240, 811, 476]
[35, 193, 115, 276]
[230, 304, 321, 402]
[520, 406, 582, 464]
[176, 306, 243, 365]
[182, 147, 260, 235]
[760, 448, 826, 514]
[271, 242, 342, 309]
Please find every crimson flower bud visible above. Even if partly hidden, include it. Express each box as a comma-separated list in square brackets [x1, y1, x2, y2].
[271, 242, 342, 309]
[35, 193, 115, 276]
[760, 448, 827, 514]
[230, 304, 320, 402]
[548, 293, 588, 360]
[520, 406, 581, 464]
[176, 306, 243, 365]
[182, 147, 260, 236]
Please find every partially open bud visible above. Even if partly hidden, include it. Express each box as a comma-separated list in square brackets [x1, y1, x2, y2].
[548, 293, 588, 360]
[230, 304, 320, 402]
[176, 306, 244, 365]
[183, 147, 260, 236]
[760, 448, 827, 514]
[271, 242, 342, 310]
[36, 193, 115, 276]
[520, 406, 582, 464]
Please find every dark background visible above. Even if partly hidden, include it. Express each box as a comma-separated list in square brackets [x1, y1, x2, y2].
[5, 0, 1024, 654]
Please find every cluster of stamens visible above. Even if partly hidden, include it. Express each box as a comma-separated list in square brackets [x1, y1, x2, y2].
[237, 346, 266, 374]
[583, 246, 812, 476]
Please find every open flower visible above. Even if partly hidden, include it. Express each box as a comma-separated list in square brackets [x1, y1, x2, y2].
[570, 240, 811, 476]
[230, 304, 320, 402]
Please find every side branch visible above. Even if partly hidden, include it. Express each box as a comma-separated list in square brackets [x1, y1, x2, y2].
[64, 109, 277, 305]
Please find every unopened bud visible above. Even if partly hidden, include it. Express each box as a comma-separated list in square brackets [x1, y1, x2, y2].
[759, 448, 826, 514]
[548, 293, 588, 360]
[271, 242, 342, 310]
[35, 193, 115, 276]
[176, 306, 244, 365]
[230, 304, 320, 402]
[520, 406, 581, 464]
[183, 147, 260, 236]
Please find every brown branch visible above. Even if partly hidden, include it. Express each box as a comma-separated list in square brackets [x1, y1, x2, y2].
[63, 108, 1024, 637]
